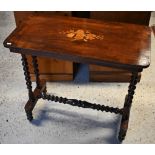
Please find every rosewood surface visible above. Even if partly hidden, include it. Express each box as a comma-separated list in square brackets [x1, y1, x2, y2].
[3, 15, 152, 142]
[4, 15, 151, 71]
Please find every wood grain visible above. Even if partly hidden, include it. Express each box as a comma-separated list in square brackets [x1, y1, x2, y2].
[4, 15, 151, 71]
[14, 12, 73, 81]
[90, 11, 151, 25]
[89, 11, 151, 81]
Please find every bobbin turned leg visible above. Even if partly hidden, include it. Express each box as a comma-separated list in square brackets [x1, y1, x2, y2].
[32, 56, 41, 89]
[21, 54, 35, 121]
[118, 72, 138, 142]
[32, 56, 47, 92]
[21, 55, 46, 121]
[32, 56, 47, 93]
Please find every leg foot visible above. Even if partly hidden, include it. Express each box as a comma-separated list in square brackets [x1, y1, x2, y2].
[118, 113, 129, 142]
[24, 80, 46, 121]
[118, 128, 126, 142]
[26, 111, 33, 121]
[25, 99, 34, 121]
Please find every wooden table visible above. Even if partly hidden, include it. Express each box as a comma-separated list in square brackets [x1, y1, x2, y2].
[3, 15, 151, 142]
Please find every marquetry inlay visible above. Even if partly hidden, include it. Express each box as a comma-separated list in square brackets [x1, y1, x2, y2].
[60, 29, 104, 42]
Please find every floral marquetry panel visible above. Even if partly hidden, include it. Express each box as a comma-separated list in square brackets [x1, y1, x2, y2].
[60, 29, 104, 42]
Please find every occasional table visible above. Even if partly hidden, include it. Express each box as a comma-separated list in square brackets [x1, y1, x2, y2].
[3, 15, 151, 142]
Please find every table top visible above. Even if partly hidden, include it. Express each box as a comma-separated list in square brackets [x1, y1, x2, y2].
[4, 15, 151, 71]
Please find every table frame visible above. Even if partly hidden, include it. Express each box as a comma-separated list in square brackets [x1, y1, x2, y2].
[21, 53, 139, 142]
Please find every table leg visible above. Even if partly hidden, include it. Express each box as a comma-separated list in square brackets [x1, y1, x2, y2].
[21, 54, 47, 121]
[32, 56, 47, 93]
[32, 56, 41, 89]
[21, 54, 35, 121]
[118, 72, 138, 141]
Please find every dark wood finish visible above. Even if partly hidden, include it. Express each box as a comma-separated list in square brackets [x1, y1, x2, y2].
[90, 11, 151, 25]
[25, 79, 46, 121]
[14, 11, 73, 82]
[14, 11, 151, 82]
[32, 56, 41, 88]
[42, 92, 123, 114]
[72, 11, 90, 18]
[14, 11, 71, 26]
[72, 11, 90, 83]
[14, 11, 34, 26]
[89, 11, 151, 81]
[4, 15, 151, 71]
[3, 15, 151, 142]
[89, 65, 141, 82]
[21, 54, 46, 121]
[30, 73, 73, 81]
[21, 54, 35, 102]
[26, 55, 73, 81]
[118, 72, 138, 141]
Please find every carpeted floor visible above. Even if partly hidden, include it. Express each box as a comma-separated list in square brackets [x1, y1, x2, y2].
[0, 11, 155, 144]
